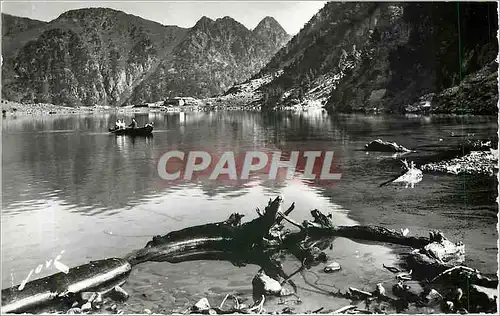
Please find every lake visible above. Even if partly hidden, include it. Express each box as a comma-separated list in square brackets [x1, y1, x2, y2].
[1, 110, 497, 313]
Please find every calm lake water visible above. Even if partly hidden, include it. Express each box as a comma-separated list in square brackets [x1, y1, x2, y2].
[1, 111, 498, 313]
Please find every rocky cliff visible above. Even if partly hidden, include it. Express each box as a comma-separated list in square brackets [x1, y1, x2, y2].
[248, 2, 498, 114]
[2, 13, 48, 57]
[253, 16, 290, 48]
[126, 16, 291, 103]
[1, 9, 290, 106]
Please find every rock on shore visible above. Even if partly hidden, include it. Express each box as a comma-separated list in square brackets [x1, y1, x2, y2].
[364, 139, 412, 153]
[421, 150, 498, 176]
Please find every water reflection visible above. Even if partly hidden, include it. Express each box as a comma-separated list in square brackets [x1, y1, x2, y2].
[2, 111, 498, 298]
[2, 113, 497, 216]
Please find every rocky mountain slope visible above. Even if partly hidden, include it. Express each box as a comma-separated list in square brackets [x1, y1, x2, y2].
[2, 13, 46, 36]
[126, 16, 290, 103]
[2, 13, 48, 57]
[253, 16, 290, 48]
[1, 9, 290, 106]
[240, 2, 497, 114]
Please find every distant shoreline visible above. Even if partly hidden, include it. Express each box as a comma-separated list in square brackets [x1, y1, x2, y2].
[0, 100, 203, 116]
[2, 99, 497, 117]
[1, 100, 102, 116]
[0, 99, 264, 116]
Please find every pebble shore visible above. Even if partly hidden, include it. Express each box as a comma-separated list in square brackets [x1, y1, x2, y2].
[0, 100, 265, 116]
[1, 100, 101, 116]
[421, 150, 498, 176]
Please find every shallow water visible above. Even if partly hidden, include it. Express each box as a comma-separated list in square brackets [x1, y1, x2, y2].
[1, 111, 497, 313]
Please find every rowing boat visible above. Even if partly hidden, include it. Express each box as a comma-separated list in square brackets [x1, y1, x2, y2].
[109, 125, 153, 136]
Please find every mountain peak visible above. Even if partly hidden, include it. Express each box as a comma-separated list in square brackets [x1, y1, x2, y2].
[253, 16, 289, 46]
[254, 16, 287, 34]
[193, 15, 248, 33]
[193, 15, 214, 29]
[220, 16, 234, 21]
[215, 16, 248, 30]
[198, 16, 214, 23]
[2, 8, 290, 106]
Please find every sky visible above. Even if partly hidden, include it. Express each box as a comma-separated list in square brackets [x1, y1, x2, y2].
[1, 1, 328, 35]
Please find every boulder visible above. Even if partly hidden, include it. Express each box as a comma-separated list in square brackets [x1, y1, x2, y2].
[81, 302, 92, 312]
[406, 231, 466, 277]
[91, 292, 103, 309]
[192, 298, 211, 313]
[109, 285, 129, 301]
[108, 304, 118, 313]
[391, 281, 421, 302]
[368, 89, 387, 104]
[421, 232, 465, 265]
[66, 308, 82, 314]
[424, 288, 443, 305]
[252, 271, 282, 296]
[80, 292, 96, 302]
[364, 139, 411, 152]
[324, 261, 341, 273]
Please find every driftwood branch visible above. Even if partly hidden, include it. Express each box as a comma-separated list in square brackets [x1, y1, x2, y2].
[2, 196, 497, 315]
[276, 211, 303, 230]
[276, 202, 295, 225]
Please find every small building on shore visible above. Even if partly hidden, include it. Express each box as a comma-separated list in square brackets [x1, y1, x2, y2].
[163, 97, 201, 107]
[163, 98, 185, 107]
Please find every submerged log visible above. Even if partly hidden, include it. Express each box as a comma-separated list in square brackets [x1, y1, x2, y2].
[127, 201, 496, 288]
[298, 223, 431, 248]
[125, 196, 285, 266]
[2, 196, 497, 314]
[1, 258, 131, 314]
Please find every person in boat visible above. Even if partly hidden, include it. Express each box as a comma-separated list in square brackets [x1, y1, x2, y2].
[145, 122, 154, 128]
[129, 118, 137, 128]
[116, 119, 124, 129]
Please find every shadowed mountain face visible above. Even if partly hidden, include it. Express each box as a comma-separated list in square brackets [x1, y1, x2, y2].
[1, 8, 290, 106]
[1, 13, 48, 56]
[127, 16, 291, 101]
[251, 2, 498, 114]
[2, 13, 47, 38]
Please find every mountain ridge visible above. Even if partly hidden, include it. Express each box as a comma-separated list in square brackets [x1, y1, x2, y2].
[2, 13, 47, 36]
[1, 9, 290, 106]
[234, 2, 498, 114]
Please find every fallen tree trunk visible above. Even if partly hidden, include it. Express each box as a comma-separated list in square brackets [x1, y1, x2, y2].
[296, 225, 430, 248]
[124, 196, 286, 266]
[126, 196, 496, 288]
[1, 258, 131, 314]
[2, 196, 497, 314]
[124, 199, 497, 290]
